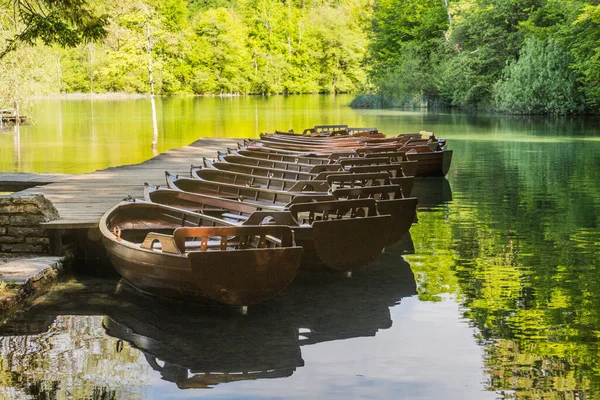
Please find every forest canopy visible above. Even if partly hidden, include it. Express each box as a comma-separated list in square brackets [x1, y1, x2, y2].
[1, 0, 600, 114]
[365, 0, 600, 114]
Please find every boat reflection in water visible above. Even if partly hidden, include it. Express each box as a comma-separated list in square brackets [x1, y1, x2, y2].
[0, 250, 416, 393]
[102, 283, 304, 389]
[102, 250, 417, 389]
[411, 177, 453, 210]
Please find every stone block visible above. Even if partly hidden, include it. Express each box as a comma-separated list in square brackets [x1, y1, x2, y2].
[1, 244, 43, 253]
[5, 214, 46, 226]
[7, 227, 47, 237]
[0, 204, 42, 214]
[0, 236, 23, 244]
[25, 237, 50, 245]
[0, 195, 59, 220]
[0, 227, 5, 235]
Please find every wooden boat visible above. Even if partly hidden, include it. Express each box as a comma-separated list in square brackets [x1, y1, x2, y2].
[99, 200, 303, 307]
[192, 164, 411, 198]
[247, 139, 404, 154]
[258, 135, 412, 149]
[228, 149, 419, 177]
[241, 142, 452, 177]
[261, 129, 445, 149]
[218, 152, 417, 180]
[405, 146, 453, 177]
[189, 168, 407, 202]
[214, 153, 415, 195]
[200, 159, 415, 198]
[145, 184, 392, 271]
[166, 172, 417, 244]
[286, 124, 385, 138]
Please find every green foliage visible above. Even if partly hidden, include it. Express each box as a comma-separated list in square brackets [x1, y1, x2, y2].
[0, 0, 108, 59]
[5, 0, 600, 110]
[567, 5, 600, 108]
[0, 0, 371, 96]
[361, 0, 600, 113]
[368, 0, 448, 106]
[494, 37, 583, 114]
[192, 8, 252, 94]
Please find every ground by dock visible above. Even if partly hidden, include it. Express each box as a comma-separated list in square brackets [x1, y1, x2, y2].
[17, 138, 240, 229]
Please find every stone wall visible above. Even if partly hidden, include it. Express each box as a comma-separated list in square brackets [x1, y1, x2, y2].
[0, 195, 59, 257]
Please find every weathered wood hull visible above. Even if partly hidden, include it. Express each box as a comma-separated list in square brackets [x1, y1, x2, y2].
[146, 186, 393, 272]
[100, 202, 302, 306]
[166, 173, 416, 245]
[406, 149, 453, 177]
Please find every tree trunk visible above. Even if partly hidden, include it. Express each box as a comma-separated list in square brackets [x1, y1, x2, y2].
[147, 21, 155, 97]
[443, 0, 452, 29]
[57, 56, 62, 93]
[89, 45, 94, 94]
[14, 101, 19, 126]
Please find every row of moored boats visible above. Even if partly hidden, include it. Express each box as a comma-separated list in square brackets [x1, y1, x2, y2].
[99, 125, 453, 310]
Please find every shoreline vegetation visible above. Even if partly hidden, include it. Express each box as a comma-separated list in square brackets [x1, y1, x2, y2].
[1, 1, 600, 115]
[358, 0, 600, 115]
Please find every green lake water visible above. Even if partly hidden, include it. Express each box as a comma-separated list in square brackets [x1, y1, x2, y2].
[0, 95, 599, 399]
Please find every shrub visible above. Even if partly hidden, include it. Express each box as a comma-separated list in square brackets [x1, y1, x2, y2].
[494, 37, 584, 114]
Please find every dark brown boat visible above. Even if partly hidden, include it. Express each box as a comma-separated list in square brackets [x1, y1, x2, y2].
[405, 146, 454, 177]
[99, 200, 303, 307]
[239, 134, 452, 177]
[228, 149, 419, 178]
[165, 172, 416, 244]
[193, 163, 413, 198]
[145, 184, 392, 272]
[200, 158, 415, 198]
[218, 152, 417, 184]
[282, 124, 385, 137]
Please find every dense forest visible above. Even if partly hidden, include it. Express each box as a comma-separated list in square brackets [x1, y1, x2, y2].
[1, 0, 600, 113]
[364, 0, 600, 114]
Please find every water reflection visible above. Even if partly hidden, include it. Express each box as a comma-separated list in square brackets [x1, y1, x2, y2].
[0, 252, 416, 396]
[407, 138, 600, 398]
[411, 177, 453, 210]
[103, 298, 303, 389]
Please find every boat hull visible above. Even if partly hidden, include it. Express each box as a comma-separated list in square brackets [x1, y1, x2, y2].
[406, 150, 453, 177]
[103, 236, 302, 306]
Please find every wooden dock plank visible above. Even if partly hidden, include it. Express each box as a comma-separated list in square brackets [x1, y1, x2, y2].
[0, 172, 69, 192]
[16, 138, 241, 229]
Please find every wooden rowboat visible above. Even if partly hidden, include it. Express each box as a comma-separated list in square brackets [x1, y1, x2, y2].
[218, 152, 417, 181]
[145, 185, 392, 272]
[166, 172, 417, 244]
[192, 165, 411, 198]
[212, 154, 415, 196]
[241, 143, 452, 177]
[99, 200, 303, 307]
[200, 159, 415, 198]
[228, 149, 419, 177]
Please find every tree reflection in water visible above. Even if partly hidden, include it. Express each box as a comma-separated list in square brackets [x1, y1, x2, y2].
[409, 139, 600, 398]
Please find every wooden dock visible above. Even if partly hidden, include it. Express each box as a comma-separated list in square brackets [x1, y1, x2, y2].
[18, 138, 240, 230]
[0, 173, 68, 192]
[0, 115, 27, 123]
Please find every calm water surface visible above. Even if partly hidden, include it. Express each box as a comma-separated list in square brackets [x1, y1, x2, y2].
[0, 95, 599, 399]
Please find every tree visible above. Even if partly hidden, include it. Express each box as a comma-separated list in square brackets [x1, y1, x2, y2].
[192, 8, 252, 94]
[0, 0, 108, 59]
[494, 37, 583, 114]
[567, 4, 600, 108]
